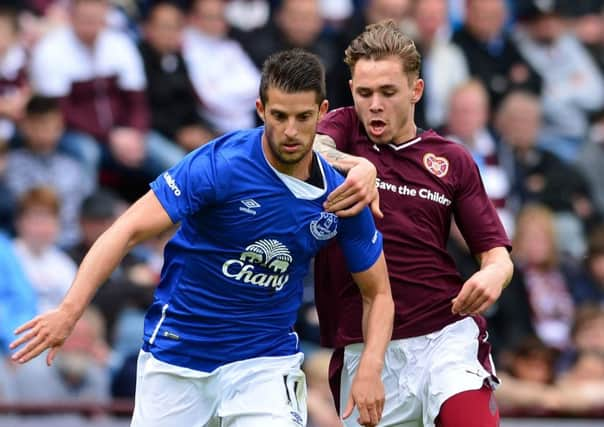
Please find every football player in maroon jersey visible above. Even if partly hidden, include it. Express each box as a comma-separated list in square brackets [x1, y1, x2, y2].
[313, 20, 513, 427]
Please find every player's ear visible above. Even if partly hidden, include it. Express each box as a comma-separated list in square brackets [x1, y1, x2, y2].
[255, 98, 265, 122]
[411, 78, 424, 104]
[318, 99, 329, 120]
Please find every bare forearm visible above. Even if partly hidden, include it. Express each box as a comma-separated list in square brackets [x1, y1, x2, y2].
[314, 134, 367, 173]
[359, 292, 394, 374]
[60, 224, 139, 319]
[352, 253, 394, 375]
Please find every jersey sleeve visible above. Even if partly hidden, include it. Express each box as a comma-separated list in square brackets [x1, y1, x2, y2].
[150, 143, 226, 223]
[453, 149, 511, 254]
[336, 207, 383, 273]
[317, 107, 356, 152]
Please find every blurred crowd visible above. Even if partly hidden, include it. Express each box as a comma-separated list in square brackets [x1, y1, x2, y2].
[0, 0, 603, 424]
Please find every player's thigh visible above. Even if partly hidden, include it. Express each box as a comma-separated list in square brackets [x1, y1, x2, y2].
[435, 386, 499, 427]
[130, 351, 216, 427]
[424, 318, 498, 426]
[219, 368, 307, 427]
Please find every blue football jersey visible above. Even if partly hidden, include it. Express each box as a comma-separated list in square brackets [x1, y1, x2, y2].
[145, 126, 383, 372]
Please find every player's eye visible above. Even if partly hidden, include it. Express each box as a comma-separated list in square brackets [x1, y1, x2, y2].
[297, 113, 312, 122]
[272, 112, 287, 121]
[383, 90, 396, 97]
[357, 89, 371, 98]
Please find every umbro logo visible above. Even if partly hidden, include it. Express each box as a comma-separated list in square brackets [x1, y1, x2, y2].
[240, 199, 260, 215]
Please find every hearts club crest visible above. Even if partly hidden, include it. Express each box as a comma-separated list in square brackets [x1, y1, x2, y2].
[423, 153, 449, 178]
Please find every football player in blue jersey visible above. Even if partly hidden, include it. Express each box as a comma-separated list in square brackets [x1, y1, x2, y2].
[10, 49, 394, 427]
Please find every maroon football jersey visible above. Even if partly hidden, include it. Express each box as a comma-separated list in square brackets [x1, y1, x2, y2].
[314, 107, 511, 348]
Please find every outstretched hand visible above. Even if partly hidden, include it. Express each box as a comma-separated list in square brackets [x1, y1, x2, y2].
[9, 308, 77, 366]
[324, 158, 383, 219]
[342, 368, 385, 426]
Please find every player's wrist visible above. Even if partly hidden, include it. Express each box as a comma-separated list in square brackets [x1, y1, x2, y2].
[357, 353, 385, 376]
[59, 300, 84, 322]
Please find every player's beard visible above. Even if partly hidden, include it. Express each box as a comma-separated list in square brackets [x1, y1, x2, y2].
[266, 135, 311, 165]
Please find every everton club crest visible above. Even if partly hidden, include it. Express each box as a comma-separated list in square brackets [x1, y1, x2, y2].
[310, 212, 338, 240]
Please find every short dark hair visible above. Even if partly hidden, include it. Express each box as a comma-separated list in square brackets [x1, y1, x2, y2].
[259, 48, 326, 105]
[81, 189, 120, 220]
[143, 0, 185, 22]
[26, 95, 60, 117]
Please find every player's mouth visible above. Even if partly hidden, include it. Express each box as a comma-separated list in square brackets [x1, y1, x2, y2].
[282, 142, 302, 153]
[368, 119, 387, 137]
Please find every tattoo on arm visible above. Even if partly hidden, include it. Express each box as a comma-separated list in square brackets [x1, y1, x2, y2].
[313, 134, 355, 173]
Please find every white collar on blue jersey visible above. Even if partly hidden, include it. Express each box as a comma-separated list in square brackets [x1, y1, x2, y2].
[262, 148, 328, 200]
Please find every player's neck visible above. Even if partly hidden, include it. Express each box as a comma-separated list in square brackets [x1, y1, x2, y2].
[392, 124, 419, 146]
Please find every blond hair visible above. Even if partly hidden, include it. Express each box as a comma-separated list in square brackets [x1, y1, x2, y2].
[512, 204, 559, 269]
[344, 19, 421, 81]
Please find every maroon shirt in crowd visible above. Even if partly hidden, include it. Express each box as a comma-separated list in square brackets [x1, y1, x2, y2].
[314, 107, 511, 348]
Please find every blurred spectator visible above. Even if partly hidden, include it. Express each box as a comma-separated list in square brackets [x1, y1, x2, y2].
[552, 304, 604, 412]
[504, 335, 559, 384]
[235, 0, 348, 108]
[12, 187, 76, 314]
[224, 0, 270, 32]
[578, 225, 604, 303]
[512, 0, 604, 162]
[0, 231, 35, 402]
[19, 1, 71, 52]
[30, 0, 179, 191]
[558, 304, 604, 371]
[10, 306, 111, 403]
[0, 6, 30, 142]
[304, 349, 341, 427]
[318, 0, 354, 30]
[140, 1, 214, 153]
[564, 0, 604, 73]
[183, 0, 260, 133]
[406, 0, 469, 130]
[495, 306, 604, 415]
[444, 79, 513, 233]
[495, 335, 561, 413]
[451, 0, 542, 111]
[0, 232, 36, 355]
[0, 141, 14, 233]
[576, 109, 604, 215]
[510, 204, 577, 350]
[6, 96, 94, 248]
[495, 90, 597, 256]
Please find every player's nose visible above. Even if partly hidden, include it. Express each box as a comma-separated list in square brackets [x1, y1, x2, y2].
[369, 94, 383, 112]
[284, 120, 298, 138]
